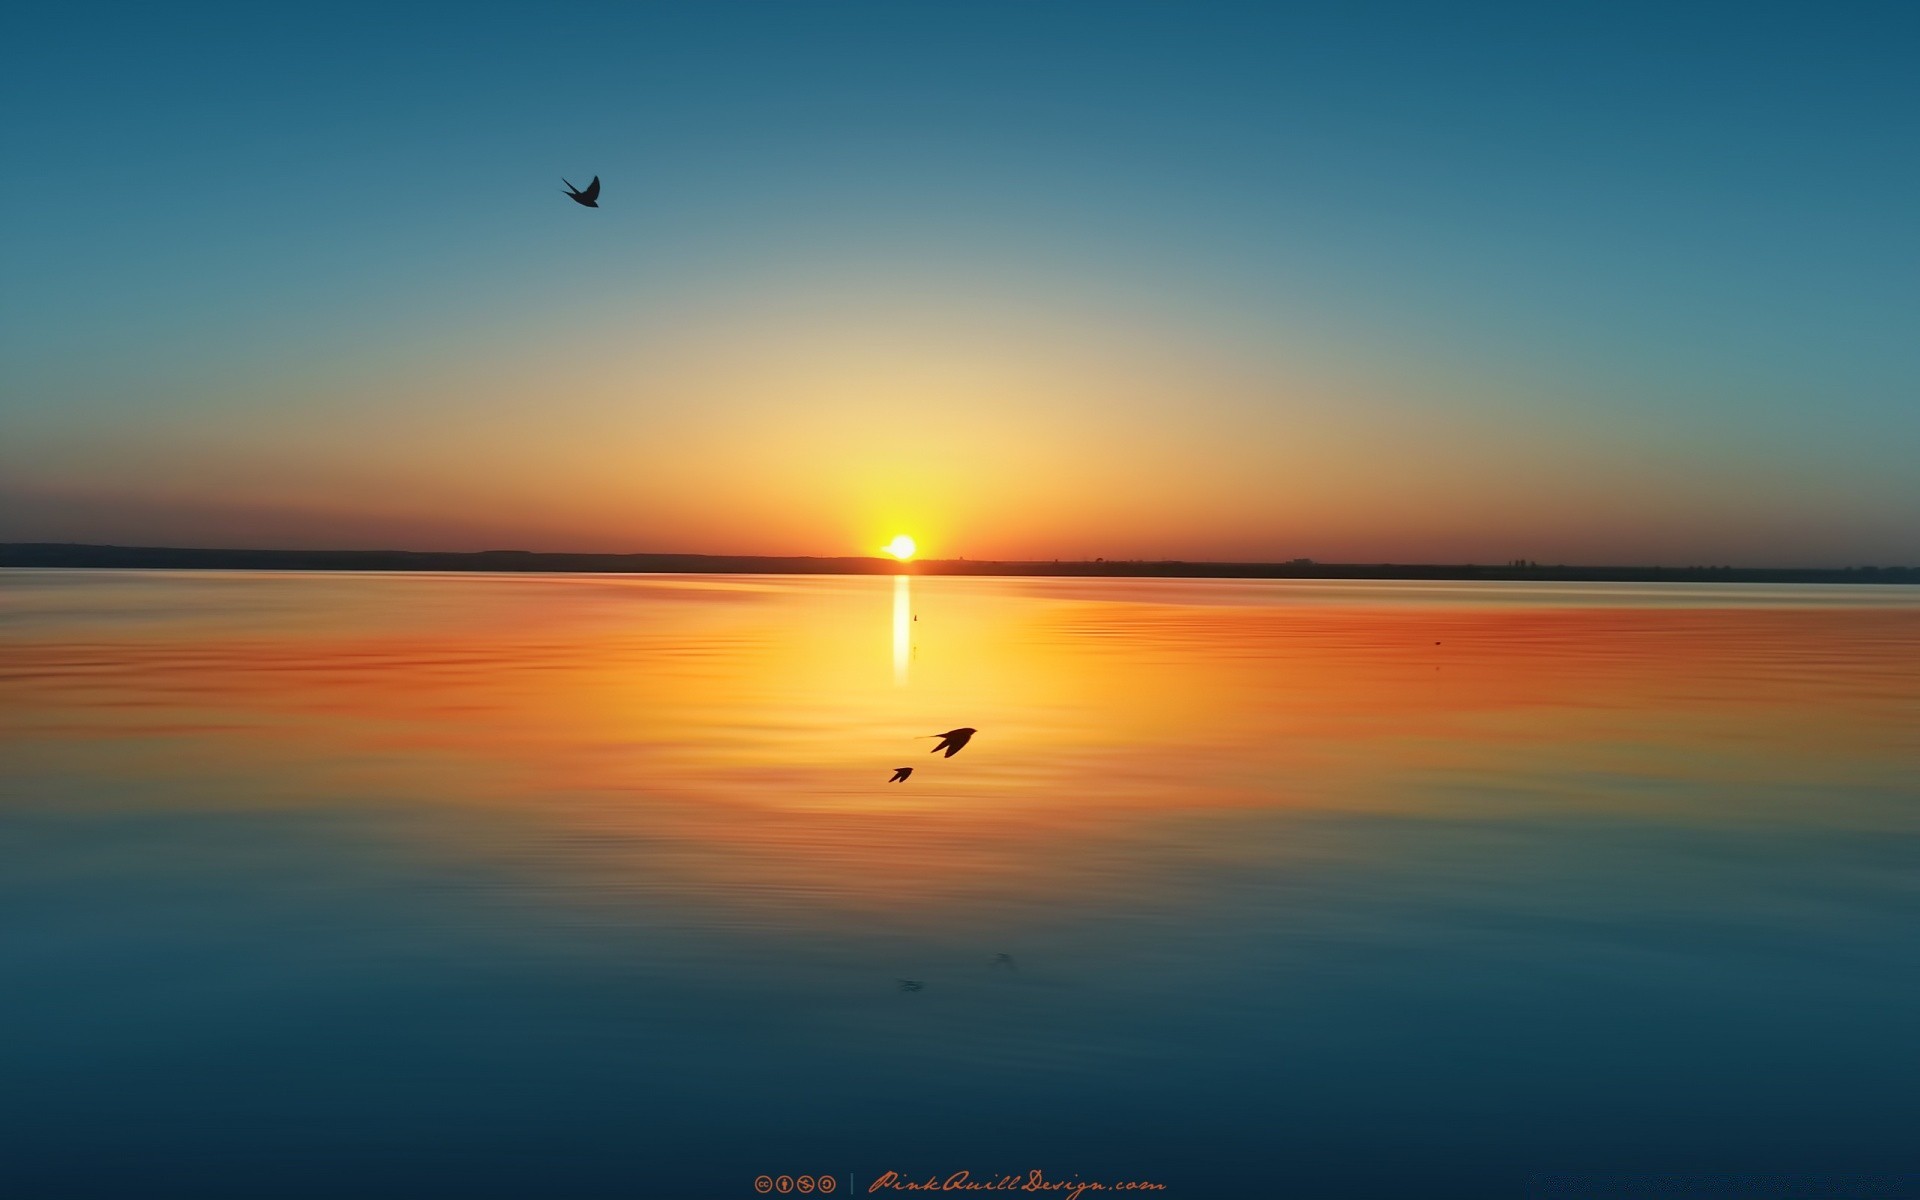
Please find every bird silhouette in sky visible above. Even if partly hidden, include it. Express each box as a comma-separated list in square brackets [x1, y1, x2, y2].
[889, 767, 913, 782]
[562, 176, 600, 207]
[898, 979, 925, 992]
[927, 727, 977, 757]
[991, 953, 1015, 970]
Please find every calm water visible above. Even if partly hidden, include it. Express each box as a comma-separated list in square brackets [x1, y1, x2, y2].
[3, 571, 1916, 1198]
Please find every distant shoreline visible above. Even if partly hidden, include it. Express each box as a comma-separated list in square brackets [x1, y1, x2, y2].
[3, 543, 1914, 584]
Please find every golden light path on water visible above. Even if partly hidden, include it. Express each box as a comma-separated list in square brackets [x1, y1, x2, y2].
[893, 574, 911, 686]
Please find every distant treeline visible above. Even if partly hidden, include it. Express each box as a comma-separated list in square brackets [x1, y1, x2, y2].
[3, 543, 1915, 584]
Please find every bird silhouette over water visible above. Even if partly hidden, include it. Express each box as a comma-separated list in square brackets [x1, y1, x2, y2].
[897, 979, 924, 992]
[889, 767, 913, 782]
[562, 176, 600, 207]
[926, 727, 977, 757]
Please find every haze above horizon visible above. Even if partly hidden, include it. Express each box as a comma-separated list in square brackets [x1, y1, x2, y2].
[3, 2, 1916, 567]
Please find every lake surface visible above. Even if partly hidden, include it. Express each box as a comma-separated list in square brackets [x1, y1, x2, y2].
[3, 571, 1916, 1198]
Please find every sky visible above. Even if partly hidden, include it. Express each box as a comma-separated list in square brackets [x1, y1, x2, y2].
[3, 1, 1916, 565]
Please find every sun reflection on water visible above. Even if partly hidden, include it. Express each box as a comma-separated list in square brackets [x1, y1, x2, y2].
[892, 574, 910, 686]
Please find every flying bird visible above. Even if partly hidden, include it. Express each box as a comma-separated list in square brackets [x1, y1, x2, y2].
[897, 979, 925, 992]
[889, 767, 913, 782]
[562, 176, 600, 207]
[927, 727, 977, 757]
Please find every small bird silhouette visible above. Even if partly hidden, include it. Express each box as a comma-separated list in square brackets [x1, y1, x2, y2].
[897, 979, 924, 992]
[562, 176, 600, 207]
[889, 767, 913, 782]
[927, 727, 977, 757]
[991, 953, 1015, 970]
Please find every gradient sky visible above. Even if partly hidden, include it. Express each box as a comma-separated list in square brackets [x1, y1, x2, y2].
[3, 1, 1916, 565]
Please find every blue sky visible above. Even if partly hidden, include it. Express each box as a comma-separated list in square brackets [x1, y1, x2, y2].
[3, 2, 1916, 563]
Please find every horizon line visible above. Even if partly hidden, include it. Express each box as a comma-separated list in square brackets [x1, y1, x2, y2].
[2, 542, 1915, 582]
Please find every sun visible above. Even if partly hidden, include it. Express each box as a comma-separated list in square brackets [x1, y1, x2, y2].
[884, 534, 917, 561]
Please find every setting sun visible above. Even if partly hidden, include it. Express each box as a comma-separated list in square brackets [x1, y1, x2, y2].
[884, 535, 917, 561]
